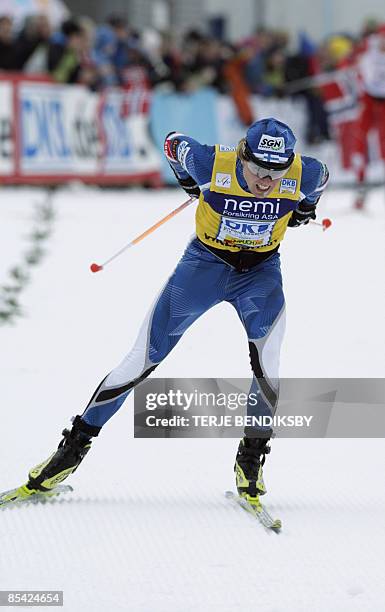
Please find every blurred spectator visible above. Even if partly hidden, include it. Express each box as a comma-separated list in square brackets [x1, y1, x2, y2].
[94, 13, 148, 87]
[262, 50, 286, 96]
[15, 14, 52, 73]
[179, 35, 230, 92]
[285, 33, 330, 143]
[361, 18, 380, 39]
[93, 20, 118, 86]
[0, 15, 17, 71]
[75, 17, 99, 90]
[48, 18, 86, 83]
[107, 13, 140, 73]
[242, 28, 275, 93]
[0, 6, 382, 149]
[145, 30, 183, 90]
[174, 30, 235, 93]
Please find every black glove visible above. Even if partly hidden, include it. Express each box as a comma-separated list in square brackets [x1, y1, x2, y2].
[288, 201, 317, 227]
[174, 173, 201, 198]
[167, 158, 200, 198]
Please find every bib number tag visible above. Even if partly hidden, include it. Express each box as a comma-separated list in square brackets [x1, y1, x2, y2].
[217, 217, 275, 248]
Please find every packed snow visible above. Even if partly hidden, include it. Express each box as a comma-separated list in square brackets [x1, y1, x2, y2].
[1, 186, 384, 611]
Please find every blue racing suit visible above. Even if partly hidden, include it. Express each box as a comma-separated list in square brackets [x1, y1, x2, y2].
[81, 135, 328, 431]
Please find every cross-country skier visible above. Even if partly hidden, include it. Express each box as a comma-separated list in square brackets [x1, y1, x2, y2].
[353, 26, 385, 208]
[2, 118, 329, 507]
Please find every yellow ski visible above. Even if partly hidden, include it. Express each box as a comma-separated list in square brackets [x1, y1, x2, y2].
[225, 490, 281, 533]
[0, 484, 73, 509]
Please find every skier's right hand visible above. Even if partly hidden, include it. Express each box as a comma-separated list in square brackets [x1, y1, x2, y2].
[174, 174, 201, 198]
[164, 131, 201, 198]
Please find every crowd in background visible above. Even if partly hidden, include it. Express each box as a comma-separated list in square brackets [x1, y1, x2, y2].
[0, 12, 383, 143]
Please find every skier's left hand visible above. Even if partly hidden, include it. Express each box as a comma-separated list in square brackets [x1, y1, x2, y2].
[288, 202, 317, 227]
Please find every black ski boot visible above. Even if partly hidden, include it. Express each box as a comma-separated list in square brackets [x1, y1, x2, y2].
[26, 416, 101, 492]
[234, 436, 271, 502]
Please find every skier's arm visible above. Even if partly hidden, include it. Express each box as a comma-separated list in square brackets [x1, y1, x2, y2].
[288, 158, 329, 227]
[164, 132, 215, 198]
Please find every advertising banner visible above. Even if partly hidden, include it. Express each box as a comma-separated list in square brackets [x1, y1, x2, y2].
[0, 81, 13, 176]
[20, 81, 99, 175]
[0, 75, 162, 185]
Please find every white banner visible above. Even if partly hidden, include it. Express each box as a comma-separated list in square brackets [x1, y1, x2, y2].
[0, 81, 13, 176]
[99, 88, 160, 175]
[0, 76, 162, 184]
[20, 82, 99, 175]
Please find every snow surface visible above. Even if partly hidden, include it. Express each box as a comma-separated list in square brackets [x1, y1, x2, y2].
[1, 186, 385, 612]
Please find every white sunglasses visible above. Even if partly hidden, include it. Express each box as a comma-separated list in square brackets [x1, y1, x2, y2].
[246, 160, 290, 180]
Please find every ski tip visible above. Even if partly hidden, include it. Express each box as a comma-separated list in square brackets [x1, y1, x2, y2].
[225, 489, 282, 533]
[271, 519, 282, 533]
[0, 483, 73, 509]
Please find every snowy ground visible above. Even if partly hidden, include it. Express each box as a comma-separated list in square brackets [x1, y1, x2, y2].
[1, 186, 385, 611]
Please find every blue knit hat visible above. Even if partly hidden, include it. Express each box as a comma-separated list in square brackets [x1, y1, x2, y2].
[245, 118, 296, 164]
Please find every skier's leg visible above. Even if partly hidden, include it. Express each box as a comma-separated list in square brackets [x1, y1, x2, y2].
[81, 239, 227, 428]
[227, 253, 285, 499]
[374, 98, 385, 163]
[230, 253, 285, 425]
[353, 94, 372, 209]
[26, 239, 228, 491]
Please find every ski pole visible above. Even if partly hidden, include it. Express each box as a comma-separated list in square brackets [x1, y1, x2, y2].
[310, 218, 332, 231]
[90, 196, 195, 273]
